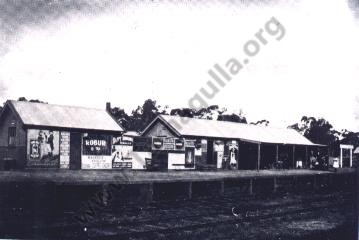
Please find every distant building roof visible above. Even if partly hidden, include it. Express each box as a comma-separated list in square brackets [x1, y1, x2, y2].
[1, 100, 124, 132]
[123, 131, 140, 137]
[142, 115, 322, 146]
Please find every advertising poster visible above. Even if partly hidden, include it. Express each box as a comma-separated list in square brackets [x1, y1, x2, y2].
[82, 133, 112, 169]
[27, 129, 60, 168]
[30, 139, 40, 159]
[214, 140, 225, 169]
[163, 138, 174, 150]
[152, 137, 185, 151]
[226, 140, 239, 169]
[82, 133, 111, 156]
[174, 139, 185, 151]
[185, 140, 196, 148]
[152, 137, 164, 150]
[60, 131, 70, 169]
[82, 155, 112, 169]
[112, 137, 134, 169]
[133, 137, 152, 152]
[185, 148, 195, 167]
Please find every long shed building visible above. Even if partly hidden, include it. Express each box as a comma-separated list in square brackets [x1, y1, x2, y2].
[142, 115, 324, 170]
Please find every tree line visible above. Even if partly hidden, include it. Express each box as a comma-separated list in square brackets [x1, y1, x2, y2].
[108, 99, 359, 153]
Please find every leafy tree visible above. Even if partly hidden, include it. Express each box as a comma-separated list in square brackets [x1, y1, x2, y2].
[289, 116, 339, 145]
[171, 105, 247, 123]
[108, 99, 165, 132]
[170, 108, 196, 118]
[170, 105, 223, 119]
[157, 104, 170, 115]
[130, 99, 163, 131]
[17, 97, 46, 103]
[250, 119, 269, 126]
[195, 105, 224, 120]
[134, 99, 156, 130]
[218, 113, 247, 123]
[339, 130, 359, 147]
[109, 107, 132, 131]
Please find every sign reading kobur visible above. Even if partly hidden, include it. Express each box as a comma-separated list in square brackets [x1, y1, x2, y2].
[82, 133, 112, 169]
[82, 134, 111, 156]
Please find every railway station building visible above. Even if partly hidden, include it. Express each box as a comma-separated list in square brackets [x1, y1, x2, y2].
[0, 100, 327, 171]
[0, 100, 125, 170]
[141, 115, 325, 170]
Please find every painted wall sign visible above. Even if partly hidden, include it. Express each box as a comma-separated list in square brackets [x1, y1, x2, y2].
[82, 155, 112, 169]
[185, 140, 196, 148]
[82, 134, 111, 156]
[29, 140, 40, 159]
[175, 139, 184, 149]
[185, 148, 195, 166]
[60, 131, 70, 169]
[201, 139, 208, 152]
[81, 133, 112, 169]
[163, 138, 175, 150]
[152, 137, 185, 151]
[27, 129, 60, 168]
[113, 136, 133, 146]
[224, 140, 238, 169]
[214, 140, 225, 152]
[112, 136, 133, 169]
[113, 162, 132, 169]
[133, 137, 152, 152]
[153, 138, 164, 149]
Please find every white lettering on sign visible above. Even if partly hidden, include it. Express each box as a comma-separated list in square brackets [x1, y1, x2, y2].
[85, 140, 107, 147]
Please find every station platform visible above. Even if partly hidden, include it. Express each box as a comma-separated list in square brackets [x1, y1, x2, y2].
[0, 168, 355, 185]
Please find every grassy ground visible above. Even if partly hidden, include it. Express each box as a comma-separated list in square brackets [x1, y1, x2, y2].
[1, 190, 355, 239]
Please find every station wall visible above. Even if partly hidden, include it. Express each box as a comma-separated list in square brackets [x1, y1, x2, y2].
[0, 108, 27, 169]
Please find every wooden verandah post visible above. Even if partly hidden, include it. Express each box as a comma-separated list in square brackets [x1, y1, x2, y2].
[276, 145, 279, 168]
[257, 143, 261, 171]
[292, 146, 296, 169]
[305, 146, 308, 168]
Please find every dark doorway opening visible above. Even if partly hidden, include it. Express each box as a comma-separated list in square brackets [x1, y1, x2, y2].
[151, 151, 169, 170]
[207, 140, 214, 165]
[70, 132, 82, 170]
[238, 142, 257, 170]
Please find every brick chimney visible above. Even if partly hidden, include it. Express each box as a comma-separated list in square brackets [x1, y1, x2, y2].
[106, 102, 111, 113]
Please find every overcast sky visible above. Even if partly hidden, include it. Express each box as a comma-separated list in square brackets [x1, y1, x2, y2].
[0, 0, 359, 131]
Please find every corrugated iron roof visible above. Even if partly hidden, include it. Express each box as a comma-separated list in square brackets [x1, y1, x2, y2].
[7, 100, 123, 132]
[146, 115, 322, 146]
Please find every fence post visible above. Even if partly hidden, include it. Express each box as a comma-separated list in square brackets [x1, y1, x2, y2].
[147, 183, 154, 203]
[249, 179, 253, 195]
[219, 180, 225, 196]
[188, 182, 193, 199]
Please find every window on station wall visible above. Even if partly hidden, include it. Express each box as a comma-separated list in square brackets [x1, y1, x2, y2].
[8, 127, 16, 146]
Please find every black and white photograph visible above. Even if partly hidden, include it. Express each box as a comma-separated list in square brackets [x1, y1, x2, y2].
[0, 0, 358, 239]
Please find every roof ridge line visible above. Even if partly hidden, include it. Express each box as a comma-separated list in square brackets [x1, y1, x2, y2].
[160, 114, 291, 131]
[10, 100, 106, 112]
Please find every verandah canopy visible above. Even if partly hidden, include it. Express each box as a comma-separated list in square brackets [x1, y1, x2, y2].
[144, 115, 324, 147]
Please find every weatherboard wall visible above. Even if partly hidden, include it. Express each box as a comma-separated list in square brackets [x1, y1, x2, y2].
[142, 120, 177, 138]
[0, 108, 27, 169]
